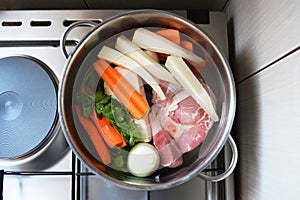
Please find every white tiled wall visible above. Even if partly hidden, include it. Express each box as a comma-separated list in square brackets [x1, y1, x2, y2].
[225, 0, 300, 82]
[225, 0, 300, 199]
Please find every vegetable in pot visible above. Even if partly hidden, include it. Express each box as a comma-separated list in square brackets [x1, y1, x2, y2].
[94, 86, 142, 147]
[127, 143, 160, 177]
[93, 59, 150, 120]
[90, 110, 127, 148]
[74, 26, 220, 177]
[115, 35, 178, 85]
[74, 105, 111, 165]
[104, 67, 152, 142]
[97, 45, 166, 100]
[132, 28, 203, 64]
[155, 28, 181, 44]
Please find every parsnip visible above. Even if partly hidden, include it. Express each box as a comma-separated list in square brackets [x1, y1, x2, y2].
[114, 35, 178, 85]
[98, 46, 166, 100]
[144, 50, 160, 63]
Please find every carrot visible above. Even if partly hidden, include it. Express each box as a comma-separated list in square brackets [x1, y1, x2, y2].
[155, 29, 180, 45]
[180, 40, 193, 52]
[74, 105, 111, 165]
[93, 59, 149, 120]
[155, 30, 194, 59]
[119, 136, 127, 147]
[180, 40, 206, 68]
[90, 110, 127, 148]
[180, 40, 205, 69]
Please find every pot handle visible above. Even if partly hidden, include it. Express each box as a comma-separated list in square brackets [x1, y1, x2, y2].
[60, 21, 98, 59]
[197, 135, 238, 182]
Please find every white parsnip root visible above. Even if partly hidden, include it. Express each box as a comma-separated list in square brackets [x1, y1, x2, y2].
[115, 35, 178, 85]
[98, 45, 166, 100]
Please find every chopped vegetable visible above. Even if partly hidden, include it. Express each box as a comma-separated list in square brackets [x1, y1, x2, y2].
[75, 26, 219, 177]
[94, 89, 141, 147]
[110, 98, 143, 146]
[144, 50, 160, 63]
[74, 105, 111, 165]
[180, 40, 193, 52]
[97, 46, 166, 100]
[93, 59, 150, 120]
[106, 67, 152, 142]
[132, 28, 203, 64]
[134, 117, 151, 142]
[110, 148, 129, 172]
[92, 71, 143, 147]
[90, 110, 127, 148]
[127, 143, 160, 177]
[155, 29, 180, 44]
[114, 35, 178, 85]
[165, 56, 219, 121]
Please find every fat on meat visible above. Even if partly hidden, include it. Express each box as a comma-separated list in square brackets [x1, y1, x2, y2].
[152, 81, 214, 154]
[150, 108, 183, 168]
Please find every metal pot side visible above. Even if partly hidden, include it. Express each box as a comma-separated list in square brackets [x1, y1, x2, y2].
[59, 9, 236, 191]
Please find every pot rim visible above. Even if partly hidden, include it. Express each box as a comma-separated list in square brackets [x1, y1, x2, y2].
[58, 9, 236, 191]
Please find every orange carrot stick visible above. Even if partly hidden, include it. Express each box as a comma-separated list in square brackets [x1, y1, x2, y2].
[155, 30, 195, 60]
[74, 105, 111, 165]
[90, 110, 127, 148]
[180, 40, 205, 68]
[93, 59, 149, 120]
[180, 40, 193, 52]
[155, 29, 181, 45]
[97, 116, 127, 148]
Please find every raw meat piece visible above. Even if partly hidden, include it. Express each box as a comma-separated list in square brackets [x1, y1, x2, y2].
[163, 95, 213, 153]
[152, 80, 183, 107]
[150, 110, 183, 168]
[153, 81, 214, 154]
[153, 129, 183, 167]
[175, 125, 208, 153]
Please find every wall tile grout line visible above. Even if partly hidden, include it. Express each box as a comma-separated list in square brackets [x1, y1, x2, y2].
[236, 46, 300, 85]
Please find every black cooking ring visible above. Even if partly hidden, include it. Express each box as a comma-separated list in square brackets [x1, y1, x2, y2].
[0, 55, 59, 159]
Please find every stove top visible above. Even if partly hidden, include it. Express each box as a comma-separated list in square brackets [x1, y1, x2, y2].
[0, 10, 233, 200]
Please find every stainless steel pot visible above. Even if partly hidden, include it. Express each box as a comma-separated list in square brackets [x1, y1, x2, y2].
[59, 9, 237, 191]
